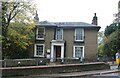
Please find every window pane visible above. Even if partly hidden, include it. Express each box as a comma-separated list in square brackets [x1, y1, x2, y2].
[56, 29, 63, 40]
[36, 45, 43, 55]
[75, 29, 84, 40]
[75, 47, 83, 58]
[37, 28, 44, 38]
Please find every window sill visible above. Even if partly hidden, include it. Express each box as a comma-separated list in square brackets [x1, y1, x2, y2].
[34, 55, 45, 57]
[74, 40, 84, 42]
[36, 38, 45, 40]
[73, 58, 79, 59]
[73, 57, 84, 59]
[54, 39, 64, 41]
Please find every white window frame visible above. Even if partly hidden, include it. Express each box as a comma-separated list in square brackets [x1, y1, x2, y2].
[75, 28, 84, 41]
[36, 27, 45, 40]
[34, 44, 45, 57]
[55, 28, 63, 40]
[73, 46, 84, 59]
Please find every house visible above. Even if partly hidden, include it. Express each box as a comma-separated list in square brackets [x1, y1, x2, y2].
[31, 13, 101, 63]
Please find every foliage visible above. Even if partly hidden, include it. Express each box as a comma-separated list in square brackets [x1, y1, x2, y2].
[4, 22, 35, 59]
[2, 0, 36, 59]
[98, 44, 105, 56]
[2, 0, 36, 37]
[104, 31, 118, 57]
[104, 23, 118, 36]
[103, 1, 120, 59]
[104, 29, 120, 57]
[104, 22, 120, 58]
[98, 31, 105, 56]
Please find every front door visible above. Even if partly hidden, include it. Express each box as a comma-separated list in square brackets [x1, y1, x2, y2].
[55, 46, 61, 58]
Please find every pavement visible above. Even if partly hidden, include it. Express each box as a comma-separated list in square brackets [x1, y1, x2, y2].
[93, 73, 120, 78]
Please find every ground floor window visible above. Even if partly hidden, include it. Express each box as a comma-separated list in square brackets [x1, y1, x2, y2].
[34, 44, 45, 57]
[73, 46, 84, 58]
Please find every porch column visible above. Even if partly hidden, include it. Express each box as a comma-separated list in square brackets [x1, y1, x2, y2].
[50, 44, 54, 62]
[61, 45, 64, 62]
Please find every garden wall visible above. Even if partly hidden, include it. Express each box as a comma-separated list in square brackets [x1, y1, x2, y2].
[2, 62, 110, 77]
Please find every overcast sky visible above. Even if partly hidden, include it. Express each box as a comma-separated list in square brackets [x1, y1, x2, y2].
[34, 0, 119, 31]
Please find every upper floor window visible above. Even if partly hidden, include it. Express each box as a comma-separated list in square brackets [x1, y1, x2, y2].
[73, 46, 84, 58]
[36, 27, 45, 40]
[75, 28, 84, 41]
[34, 44, 45, 57]
[55, 28, 63, 40]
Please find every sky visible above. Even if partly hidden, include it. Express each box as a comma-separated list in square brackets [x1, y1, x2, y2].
[34, 0, 119, 31]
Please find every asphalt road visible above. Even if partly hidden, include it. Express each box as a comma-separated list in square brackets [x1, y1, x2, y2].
[91, 73, 120, 78]
[89, 64, 119, 78]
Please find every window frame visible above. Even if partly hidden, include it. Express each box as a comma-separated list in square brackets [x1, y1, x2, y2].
[73, 46, 84, 59]
[34, 44, 45, 57]
[75, 28, 84, 41]
[55, 28, 63, 40]
[36, 27, 45, 40]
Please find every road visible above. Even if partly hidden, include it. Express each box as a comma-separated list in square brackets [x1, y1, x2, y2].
[89, 64, 120, 78]
[91, 72, 120, 78]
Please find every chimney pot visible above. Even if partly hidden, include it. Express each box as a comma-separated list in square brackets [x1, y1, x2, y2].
[92, 13, 98, 25]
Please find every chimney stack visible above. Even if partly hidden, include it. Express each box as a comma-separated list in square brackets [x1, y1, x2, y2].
[34, 10, 39, 23]
[92, 13, 98, 25]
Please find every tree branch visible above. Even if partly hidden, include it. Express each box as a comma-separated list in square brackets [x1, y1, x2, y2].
[7, 2, 19, 26]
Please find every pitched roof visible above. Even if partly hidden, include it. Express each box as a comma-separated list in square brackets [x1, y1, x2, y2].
[37, 21, 101, 28]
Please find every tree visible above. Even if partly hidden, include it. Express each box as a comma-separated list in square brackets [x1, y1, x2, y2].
[2, 0, 36, 59]
[104, 31, 117, 57]
[104, 23, 118, 36]
[104, 23, 120, 58]
[5, 22, 35, 58]
[103, 0, 120, 60]
[98, 44, 104, 56]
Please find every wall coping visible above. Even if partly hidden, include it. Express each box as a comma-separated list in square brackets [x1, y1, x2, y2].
[1, 62, 105, 70]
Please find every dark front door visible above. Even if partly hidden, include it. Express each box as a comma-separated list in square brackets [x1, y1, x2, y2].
[56, 46, 61, 58]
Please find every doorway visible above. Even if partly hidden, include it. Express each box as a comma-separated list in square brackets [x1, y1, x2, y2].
[50, 42, 64, 62]
[55, 46, 61, 59]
